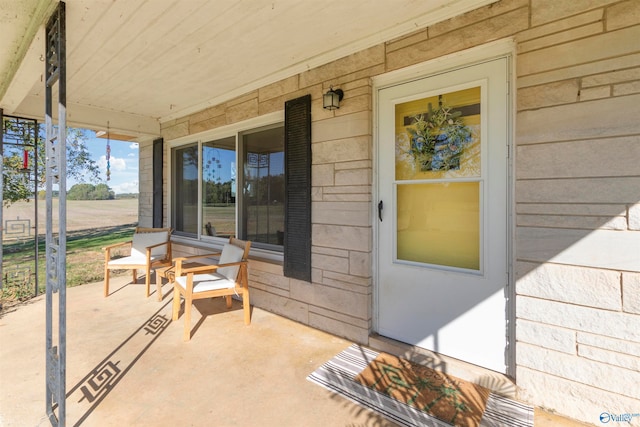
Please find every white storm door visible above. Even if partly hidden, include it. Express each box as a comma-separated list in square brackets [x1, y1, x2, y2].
[376, 57, 509, 373]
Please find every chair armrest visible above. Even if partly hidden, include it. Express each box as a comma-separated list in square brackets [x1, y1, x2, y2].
[144, 241, 172, 261]
[146, 241, 171, 250]
[103, 240, 132, 252]
[176, 260, 247, 276]
[173, 252, 222, 268]
[103, 241, 133, 262]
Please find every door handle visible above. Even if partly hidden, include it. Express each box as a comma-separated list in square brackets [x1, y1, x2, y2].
[378, 200, 383, 222]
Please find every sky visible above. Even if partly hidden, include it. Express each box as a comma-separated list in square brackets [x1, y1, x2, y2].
[71, 131, 139, 195]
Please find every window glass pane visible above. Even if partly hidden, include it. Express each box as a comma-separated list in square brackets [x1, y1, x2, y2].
[202, 137, 236, 238]
[242, 126, 285, 247]
[397, 182, 480, 270]
[172, 144, 198, 235]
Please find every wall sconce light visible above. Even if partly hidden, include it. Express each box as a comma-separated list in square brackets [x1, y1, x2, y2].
[323, 86, 344, 110]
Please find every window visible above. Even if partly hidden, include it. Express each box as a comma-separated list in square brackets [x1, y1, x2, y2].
[171, 123, 284, 251]
[241, 127, 285, 246]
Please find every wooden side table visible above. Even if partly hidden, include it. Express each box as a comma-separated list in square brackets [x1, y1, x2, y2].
[155, 264, 176, 302]
[155, 261, 207, 301]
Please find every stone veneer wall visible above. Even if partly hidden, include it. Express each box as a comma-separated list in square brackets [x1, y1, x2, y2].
[512, 0, 640, 423]
[145, 1, 639, 423]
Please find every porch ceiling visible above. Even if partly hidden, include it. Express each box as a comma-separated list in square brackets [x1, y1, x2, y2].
[0, 0, 494, 140]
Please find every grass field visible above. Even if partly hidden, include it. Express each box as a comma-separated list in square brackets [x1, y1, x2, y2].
[1, 199, 139, 310]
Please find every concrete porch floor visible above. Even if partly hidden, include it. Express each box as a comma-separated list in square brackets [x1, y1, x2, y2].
[0, 276, 591, 427]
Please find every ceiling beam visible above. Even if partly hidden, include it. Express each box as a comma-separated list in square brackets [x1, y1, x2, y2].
[15, 94, 160, 139]
[0, 0, 57, 102]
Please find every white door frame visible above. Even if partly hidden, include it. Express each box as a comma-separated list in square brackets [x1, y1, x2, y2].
[371, 38, 517, 376]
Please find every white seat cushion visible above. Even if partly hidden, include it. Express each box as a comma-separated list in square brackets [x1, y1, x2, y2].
[107, 255, 163, 267]
[175, 273, 236, 293]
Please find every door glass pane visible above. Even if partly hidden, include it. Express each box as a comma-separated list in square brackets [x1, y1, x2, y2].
[172, 144, 198, 235]
[395, 87, 481, 181]
[202, 137, 236, 238]
[242, 126, 285, 247]
[397, 182, 480, 270]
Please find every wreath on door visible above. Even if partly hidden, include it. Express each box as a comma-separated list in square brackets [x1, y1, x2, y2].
[406, 102, 473, 172]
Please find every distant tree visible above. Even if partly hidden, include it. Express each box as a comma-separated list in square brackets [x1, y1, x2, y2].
[67, 183, 115, 200]
[2, 121, 101, 206]
[92, 183, 115, 200]
[67, 183, 95, 200]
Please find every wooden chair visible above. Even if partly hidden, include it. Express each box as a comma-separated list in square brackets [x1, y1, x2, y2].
[172, 238, 251, 341]
[103, 227, 172, 299]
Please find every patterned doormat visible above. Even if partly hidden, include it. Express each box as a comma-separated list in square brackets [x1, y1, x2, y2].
[307, 344, 533, 427]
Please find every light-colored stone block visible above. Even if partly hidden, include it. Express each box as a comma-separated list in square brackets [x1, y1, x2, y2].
[309, 304, 370, 330]
[516, 261, 621, 310]
[322, 270, 371, 289]
[250, 287, 309, 324]
[335, 160, 371, 170]
[517, 80, 579, 111]
[582, 68, 640, 87]
[516, 319, 576, 353]
[312, 136, 370, 164]
[630, 203, 640, 230]
[161, 121, 189, 140]
[516, 295, 640, 342]
[577, 331, 640, 357]
[428, 0, 528, 38]
[258, 75, 298, 102]
[516, 94, 640, 144]
[517, 227, 640, 272]
[517, 177, 640, 204]
[623, 272, 640, 314]
[313, 224, 370, 252]
[607, 0, 640, 31]
[349, 251, 371, 278]
[518, 25, 640, 77]
[334, 168, 370, 186]
[297, 281, 370, 319]
[516, 342, 640, 398]
[531, 0, 617, 26]
[312, 245, 349, 257]
[311, 253, 349, 274]
[312, 164, 334, 186]
[517, 9, 603, 42]
[523, 204, 606, 218]
[614, 80, 640, 96]
[579, 85, 610, 101]
[578, 344, 640, 371]
[225, 98, 259, 123]
[518, 22, 603, 54]
[388, 8, 528, 71]
[518, 136, 640, 179]
[312, 201, 370, 226]
[516, 366, 640, 426]
[323, 185, 370, 195]
[190, 115, 227, 134]
[517, 214, 627, 230]
[322, 193, 371, 202]
[300, 45, 384, 88]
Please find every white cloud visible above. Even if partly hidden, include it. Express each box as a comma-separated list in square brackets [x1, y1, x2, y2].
[111, 180, 139, 194]
[129, 143, 139, 150]
[98, 155, 127, 172]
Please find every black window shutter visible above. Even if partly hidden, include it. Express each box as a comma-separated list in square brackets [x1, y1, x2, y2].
[152, 138, 164, 228]
[284, 95, 311, 281]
